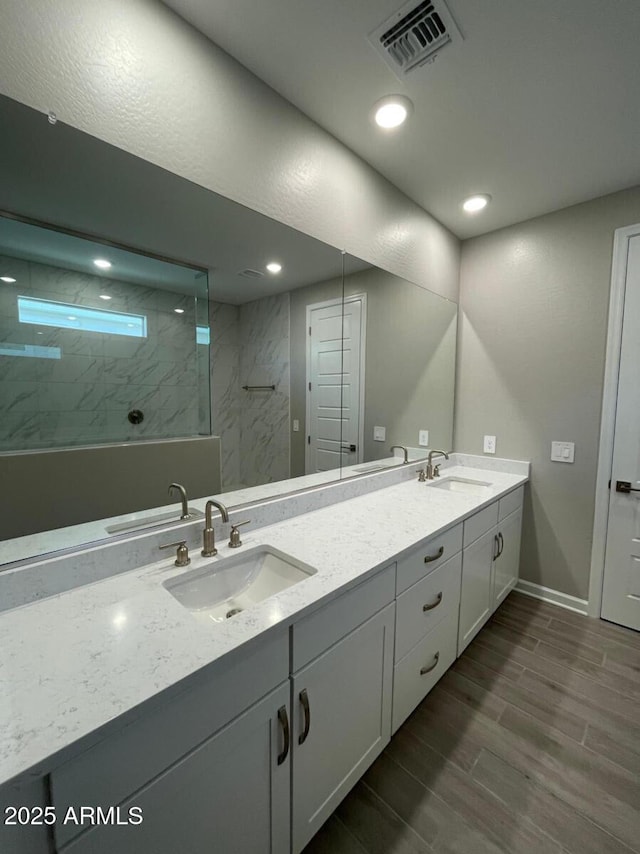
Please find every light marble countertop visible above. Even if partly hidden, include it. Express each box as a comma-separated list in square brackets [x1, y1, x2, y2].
[0, 463, 527, 788]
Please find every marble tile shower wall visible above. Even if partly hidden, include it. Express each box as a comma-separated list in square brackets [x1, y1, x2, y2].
[0, 255, 209, 451]
[210, 293, 290, 490]
[239, 292, 290, 487]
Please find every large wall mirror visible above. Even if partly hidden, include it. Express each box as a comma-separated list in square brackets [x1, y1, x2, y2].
[0, 94, 457, 568]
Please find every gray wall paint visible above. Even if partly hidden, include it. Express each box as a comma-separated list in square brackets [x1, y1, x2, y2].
[1, 437, 221, 540]
[455, 185, 640, 601]
[0, 0, 460, 303]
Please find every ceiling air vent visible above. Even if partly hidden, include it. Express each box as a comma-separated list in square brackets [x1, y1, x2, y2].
[368, 0, 462, 79]
[238, 269, 264, 279]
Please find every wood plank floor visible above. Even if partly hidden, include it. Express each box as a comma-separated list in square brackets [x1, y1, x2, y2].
[304, 592, 640, 854]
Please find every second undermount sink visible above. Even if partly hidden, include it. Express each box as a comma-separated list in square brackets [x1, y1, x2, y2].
[430, 476, 492, 496]
[163, 546, 317, 624]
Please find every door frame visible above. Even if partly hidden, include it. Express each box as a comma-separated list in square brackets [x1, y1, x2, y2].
[589, 222, 640, 617]
[304, 295, 367, 474]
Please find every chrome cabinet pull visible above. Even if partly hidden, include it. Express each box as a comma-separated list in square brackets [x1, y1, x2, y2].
[298, 689, 311, 745]
[423, 592, 443, 612]
[277, 705, 289, 765]
[424, 546, 444, 564]
[498, 532, 504, 557]
[420, 652, 440, 675]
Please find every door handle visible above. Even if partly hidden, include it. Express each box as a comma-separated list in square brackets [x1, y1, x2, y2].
[340, 444, 357, 452]
[498, 532, 504, 557]
[420, 651, 440, 675]
[423, 592, 443, 612]
[616, 480, 640, 493]
[493, 534, 500, 561]
[277, 705, 289, 765]
[298, 689, 311, 745]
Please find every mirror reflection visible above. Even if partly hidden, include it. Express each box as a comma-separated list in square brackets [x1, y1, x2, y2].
[0, 93, 457, 568]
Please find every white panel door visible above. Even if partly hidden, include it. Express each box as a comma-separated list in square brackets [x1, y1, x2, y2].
[458, 527, 498, 654]
[339, 296, 364, 467]
[306, 302, 345, 473]
[602, 234, 640, 630]
[493, 507, 523, 609]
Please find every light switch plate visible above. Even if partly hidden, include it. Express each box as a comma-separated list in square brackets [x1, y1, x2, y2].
[292, 419, 299, 432]
[419, 429, 429, 447]
[551, 441, 575, 463]
[483, 435, 496, 454]
[373, 426, 386, 442]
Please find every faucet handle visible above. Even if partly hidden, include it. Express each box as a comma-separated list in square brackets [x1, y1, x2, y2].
[415, 468, 427, 482]
[159, 540, 190, 567]
[228, 520, 251, 549]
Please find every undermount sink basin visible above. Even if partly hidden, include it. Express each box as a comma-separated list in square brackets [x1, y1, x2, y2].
[430, 476, 492, 496]
[163, 545, 317, 624]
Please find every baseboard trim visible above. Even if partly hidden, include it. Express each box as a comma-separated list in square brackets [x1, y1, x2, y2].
[514, 580, 588, 615]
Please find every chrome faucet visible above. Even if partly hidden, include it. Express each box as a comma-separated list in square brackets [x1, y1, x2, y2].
[201, 499, 230, 557]
[168, 483, 190, 519]
[425, 450, 449, 480]
[390, 445, 409, 463]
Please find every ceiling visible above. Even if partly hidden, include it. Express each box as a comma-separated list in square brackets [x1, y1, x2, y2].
[163, 0, 640, 238]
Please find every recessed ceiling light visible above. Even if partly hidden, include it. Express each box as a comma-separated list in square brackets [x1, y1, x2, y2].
[373, 95, 413, 129]
[99, 294, 112, 300]
[462, 194, 491, 213]
[266, 262, 282, 274]
[67, 315, 77, 321]
[93, 258, 112, 270]
[174, 308, 185, 314]
[1, 276, 17, 283]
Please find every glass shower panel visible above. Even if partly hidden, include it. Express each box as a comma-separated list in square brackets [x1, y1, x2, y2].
[0, 214, 211, 451]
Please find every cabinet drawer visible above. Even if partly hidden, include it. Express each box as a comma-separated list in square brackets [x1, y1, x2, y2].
[463, 503, 499, 548]
[499, 485, 524, 521]
[392, 615, 457, 733]
[396, 524, 462, 594]
[51, 629, 288, 847]
[292, 564, 395, 672]
[395, 552, 461, 662]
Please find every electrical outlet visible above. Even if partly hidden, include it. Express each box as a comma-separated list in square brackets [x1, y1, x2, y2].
[483, 435, 496, 454]
[292, 419, 299, 432]
[419, 429, 429, 447]
[373, 425, 386, 442]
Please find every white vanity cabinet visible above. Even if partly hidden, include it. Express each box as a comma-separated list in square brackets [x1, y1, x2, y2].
[391, 526, 463, 733]
[290, 566, 395, 854]
[458, 486, 524, 654]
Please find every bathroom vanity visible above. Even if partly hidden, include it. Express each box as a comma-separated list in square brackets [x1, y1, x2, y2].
[0, 456, 527, 854]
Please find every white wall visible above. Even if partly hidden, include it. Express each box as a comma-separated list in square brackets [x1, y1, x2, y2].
[455, 186, 640, 601]
[0, 0, 460, 302]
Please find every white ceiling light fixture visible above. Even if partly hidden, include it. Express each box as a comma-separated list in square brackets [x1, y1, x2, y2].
[373, 95, 413, 129]
[99, 294, 112, 300]
[93, 258, 112, 270]
[266, 262, 282, 274]
[174, 308, 185, 314]
[1, 276, 17, 283]
[462, 194, 491, 213]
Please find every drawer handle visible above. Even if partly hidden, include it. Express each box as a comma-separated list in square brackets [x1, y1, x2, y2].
[423, 592, 443, 612]
[420, 652, 440, 675]
[424, 546, 444, 564]
[298, 688, 311, 745]
[277, 705, 289, 765]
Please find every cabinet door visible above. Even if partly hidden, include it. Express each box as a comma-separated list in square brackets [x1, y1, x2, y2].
[493, 507, 523, 608]
[458, 526, 498, 654]
[64, 682, 290, 854]
[291, 603, 395, 854]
